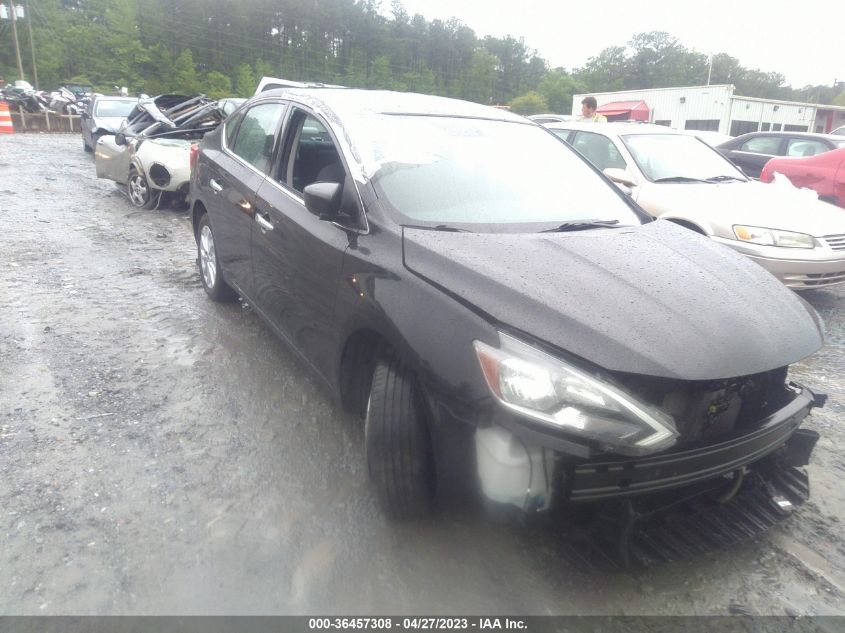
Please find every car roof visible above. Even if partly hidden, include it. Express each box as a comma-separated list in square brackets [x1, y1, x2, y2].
[544, 121, 679, 136]
[256, 88, 528, 124]
[729, 131, 843, 142]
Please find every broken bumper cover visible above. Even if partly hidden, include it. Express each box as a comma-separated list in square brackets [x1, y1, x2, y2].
[566, 385, 819, 502]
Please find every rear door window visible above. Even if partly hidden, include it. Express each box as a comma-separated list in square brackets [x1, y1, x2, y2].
[785, 138, 829, 157]
[230, 102, 286, 173]
[740, 136, 782, 155]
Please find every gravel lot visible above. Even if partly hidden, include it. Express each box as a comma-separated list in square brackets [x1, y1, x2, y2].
[1, 133, 844, 616]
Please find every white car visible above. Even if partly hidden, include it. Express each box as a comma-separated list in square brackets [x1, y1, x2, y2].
[546, 122, 845, 289]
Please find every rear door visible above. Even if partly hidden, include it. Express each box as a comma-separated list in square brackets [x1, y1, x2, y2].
[202, 101, 286, 298]
[250, 106, 357, 378]
[730, 135, 785, 178]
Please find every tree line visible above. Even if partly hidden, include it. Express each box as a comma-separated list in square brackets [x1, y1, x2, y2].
[2, 0, 843, 113]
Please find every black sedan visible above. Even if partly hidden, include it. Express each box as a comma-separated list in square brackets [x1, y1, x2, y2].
[717, 131, 845, 179]
[190, 89, 824, 543]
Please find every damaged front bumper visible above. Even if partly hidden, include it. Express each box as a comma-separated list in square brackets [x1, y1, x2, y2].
[566, 385, 819, 501]
[474, 384, 822, 509]
[471, 384, 823, 567]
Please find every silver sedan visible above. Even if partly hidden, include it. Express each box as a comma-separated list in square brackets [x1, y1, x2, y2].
[546, 122, 845, 289]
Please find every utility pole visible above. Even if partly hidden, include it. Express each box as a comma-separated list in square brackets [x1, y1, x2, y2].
[9, 0, 26, 81]
[706, 54, 713, 86]
[23, 0, 38, 89]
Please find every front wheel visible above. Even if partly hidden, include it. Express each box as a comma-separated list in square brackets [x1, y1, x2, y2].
[197, 213, 237, 302]
[127, 167, 157, 210]
[365, 354, 435, 519]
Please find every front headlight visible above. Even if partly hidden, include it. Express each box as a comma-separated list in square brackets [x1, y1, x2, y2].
[473, 333, 678, 455]
[733, 225, 815, 249]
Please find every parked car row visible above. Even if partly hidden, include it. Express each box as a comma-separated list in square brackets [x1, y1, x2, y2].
[716, 130, 845, 179]
[544, 122, 845, 289]
[184, 88, 827, 560]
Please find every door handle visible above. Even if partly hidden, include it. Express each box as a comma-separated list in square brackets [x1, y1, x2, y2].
[209, 178, 223, 194]
[255, 213, 274, 232]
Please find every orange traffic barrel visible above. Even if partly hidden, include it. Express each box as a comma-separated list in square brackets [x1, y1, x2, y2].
[0, 101, 13, 134]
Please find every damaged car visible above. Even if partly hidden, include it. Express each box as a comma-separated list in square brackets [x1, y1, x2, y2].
[190, 89, 826, 563]
[95, 94, 243, 209]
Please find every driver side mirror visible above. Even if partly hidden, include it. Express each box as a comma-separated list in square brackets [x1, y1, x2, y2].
[603, 167, 637, 188]
[114, 132, 127, 146]
[303, 182, 342, 220]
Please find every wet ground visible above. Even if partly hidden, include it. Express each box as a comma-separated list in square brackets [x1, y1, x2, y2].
[1, 134, 844, 615]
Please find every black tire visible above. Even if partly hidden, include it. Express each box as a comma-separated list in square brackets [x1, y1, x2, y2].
[126, 167, 157, 210]
[365, 354, 435, 519]
[197, 213, 237, 302]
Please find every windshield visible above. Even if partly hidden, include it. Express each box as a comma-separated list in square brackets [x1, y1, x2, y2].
[360, 116, 642, 230]
[96, 100, 137, 118]
[622, 133, 746, 182]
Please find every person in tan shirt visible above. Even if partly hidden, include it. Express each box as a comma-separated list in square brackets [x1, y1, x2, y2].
[578, 96, 608, 122]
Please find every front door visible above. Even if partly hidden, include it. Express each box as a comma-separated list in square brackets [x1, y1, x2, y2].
[250, 106, 357, 380]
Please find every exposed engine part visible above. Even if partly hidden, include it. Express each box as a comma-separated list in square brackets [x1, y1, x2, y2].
[616, 366, 792, 444]
[560, 462, 811, 570]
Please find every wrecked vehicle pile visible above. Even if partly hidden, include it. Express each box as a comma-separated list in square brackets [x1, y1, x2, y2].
[95, 94, 242, 209]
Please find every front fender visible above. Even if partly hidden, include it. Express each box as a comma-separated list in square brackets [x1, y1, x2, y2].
[332, 231, 498, 426]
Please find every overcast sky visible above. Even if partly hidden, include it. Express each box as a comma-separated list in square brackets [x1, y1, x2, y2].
[397, 0, 839, 88]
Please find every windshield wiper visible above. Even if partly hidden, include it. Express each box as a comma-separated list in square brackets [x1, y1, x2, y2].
[541, 219, 621, 233]
[403, 224, 470, 233]
[653, 176, 713, 184]
[705, 175, 746, 182]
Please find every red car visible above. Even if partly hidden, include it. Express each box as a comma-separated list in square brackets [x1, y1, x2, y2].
[761, 147, 845, 208]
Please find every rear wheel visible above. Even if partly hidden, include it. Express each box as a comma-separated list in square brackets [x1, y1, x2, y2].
[365, 354, 435, 519]
[197, 213, 237, 302]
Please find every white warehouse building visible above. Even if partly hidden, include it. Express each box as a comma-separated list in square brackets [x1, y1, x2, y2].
[572, 85, 845, 136]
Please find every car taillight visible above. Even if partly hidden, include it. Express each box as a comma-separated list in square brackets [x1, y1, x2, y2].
[189, 143, 199, 172]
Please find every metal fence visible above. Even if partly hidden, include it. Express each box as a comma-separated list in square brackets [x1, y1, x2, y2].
[9, 110, 82, 133]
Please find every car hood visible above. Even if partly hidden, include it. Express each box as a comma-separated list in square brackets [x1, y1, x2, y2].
[639, 180, 845, 237]
[93, 116, 126, 133]
[402, 220, 823, 380]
